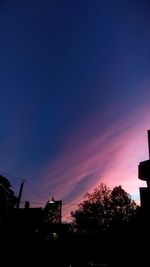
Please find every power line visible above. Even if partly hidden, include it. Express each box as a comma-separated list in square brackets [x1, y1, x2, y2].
[0, 170, 46, 201]
[0, 170, 23, 181]
[61, 204, 79, 207]
[25, 180, 45, 201]
[0, 170, 81, 206]
[20, 200, 79, 206]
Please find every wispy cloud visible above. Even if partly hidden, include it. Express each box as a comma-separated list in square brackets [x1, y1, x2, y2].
[38, 103, 149, 220]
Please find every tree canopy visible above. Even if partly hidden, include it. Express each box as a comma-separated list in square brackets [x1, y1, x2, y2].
[0, 174, 17, 210]
[71, 184, 137, 233]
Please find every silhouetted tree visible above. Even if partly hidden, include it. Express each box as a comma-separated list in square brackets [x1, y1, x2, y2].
[110, 185, 137, 230]
[71, 183, 137, 233]
[0, 175, 17, 224]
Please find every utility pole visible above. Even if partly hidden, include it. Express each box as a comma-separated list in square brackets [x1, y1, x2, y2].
[16, 180, 25, 209]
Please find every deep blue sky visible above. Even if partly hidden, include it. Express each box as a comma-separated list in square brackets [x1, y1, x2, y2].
[1, 0, 150, 219]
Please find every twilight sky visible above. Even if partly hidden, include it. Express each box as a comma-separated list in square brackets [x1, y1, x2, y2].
[1, 0, 150, 220]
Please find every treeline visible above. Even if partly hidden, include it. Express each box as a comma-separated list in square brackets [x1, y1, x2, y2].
[0, 175, 150, 266]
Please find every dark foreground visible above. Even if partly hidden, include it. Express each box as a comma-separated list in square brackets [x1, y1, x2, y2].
[1, 220, 150, 267]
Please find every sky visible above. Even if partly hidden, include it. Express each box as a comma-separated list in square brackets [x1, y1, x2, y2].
[0, 0, 150, 221]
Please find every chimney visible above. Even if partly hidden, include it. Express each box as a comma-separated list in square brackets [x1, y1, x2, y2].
[25, 201, 30, 209]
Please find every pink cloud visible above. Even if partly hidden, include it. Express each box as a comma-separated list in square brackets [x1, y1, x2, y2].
[37, 103, 150, 221]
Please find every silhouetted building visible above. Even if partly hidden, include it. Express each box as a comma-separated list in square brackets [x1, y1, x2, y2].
[44, 198, 62, 224]
[138, 130, 150, 209]
[0, 184, 9, 224]
[139, 187, 150, 208]
[11, 206, 43, 240]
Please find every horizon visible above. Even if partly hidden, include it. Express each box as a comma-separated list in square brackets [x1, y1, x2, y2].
[0, 0, 150, 221]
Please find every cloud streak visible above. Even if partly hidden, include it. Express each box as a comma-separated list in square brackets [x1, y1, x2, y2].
[37, 102, 150, 220]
